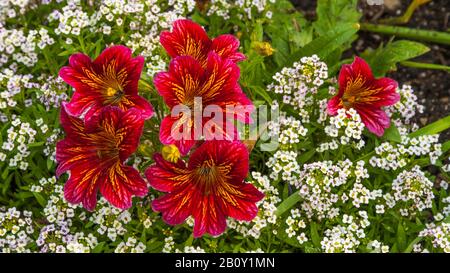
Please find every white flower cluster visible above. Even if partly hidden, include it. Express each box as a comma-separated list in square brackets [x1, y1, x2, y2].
[0, 69, 39, 112]
[0, 0, 47, 24]
[366, 240, 390, 253]
[37, 223, 98, 253]
[207, 0, 275, 20]
[0, 27, 55, 67]
[175, 246, 206, 253]
[293, 160, 373, 220]
[1, 118, 38, 170]
[267, 114, 308, 149]
[0, 207, 34, 253]
[41, 178, 81, 226]
[285, 209, 308, 244]
[89, 198, 133, 242]
[49, 0, 91, 36]
[227, 172, 281, 239]
[37, 75, 69, 110]
[115, 237, 146, 253]
[383, 166, 434, 217]
[386, 85, 424, 127]
[43, 128, 62, 162]
[441, 195, 450, 217]
[369, 135, 442, 170]
[268, 55, 328, 118]
[320, 211, 371, 253]
[319, 108, 365, 152]
[162, 236, 175, 253]
[266, 150, 300, 183]
[419, 222, 450, 253]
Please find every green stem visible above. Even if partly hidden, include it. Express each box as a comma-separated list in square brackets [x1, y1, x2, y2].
[360, 23, 450, 45]
[400, 61, 450, 72]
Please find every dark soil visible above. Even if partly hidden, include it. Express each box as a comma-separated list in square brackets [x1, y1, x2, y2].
[291, 0, 450, 141]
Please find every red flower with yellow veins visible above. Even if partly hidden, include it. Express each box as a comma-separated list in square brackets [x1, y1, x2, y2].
[327, 57, 400, 137]
[160, 19, 245, 67]
[56, 104, 148, 211]
[145, 140, 264, 237]
[154, 52, 253, 155]
[59, 45, 153, 120]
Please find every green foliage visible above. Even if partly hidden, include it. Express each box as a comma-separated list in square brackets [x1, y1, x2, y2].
[362, 40, 430, 77]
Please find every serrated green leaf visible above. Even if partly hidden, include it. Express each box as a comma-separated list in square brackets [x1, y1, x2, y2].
[314, 0, 361, 36]
[363, 40, 430, 77]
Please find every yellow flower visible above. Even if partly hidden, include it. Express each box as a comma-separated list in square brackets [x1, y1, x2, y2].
[162, 144, 181, 163]
[252, 41, 275, 56]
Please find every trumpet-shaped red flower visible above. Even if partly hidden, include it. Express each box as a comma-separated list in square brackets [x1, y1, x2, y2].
[154, 52, 253, 155]
[59, 45, 153, 120]
[327, 57, 400, 136]
[146, 140, 264, 237]
[160, 19, 245, 67]
[56, 104, 148, 211]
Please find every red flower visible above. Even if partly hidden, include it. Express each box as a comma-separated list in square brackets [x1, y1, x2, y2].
[145, 140, 264, 237]
[56, 104, 148, 211]
[154, 52, 253, 155]
[327, 57, 400, 136]
[59, 45, 153, 121]
[160, 19, 245, 67]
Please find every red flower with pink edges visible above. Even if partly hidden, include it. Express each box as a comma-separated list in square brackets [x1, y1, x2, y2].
[56, 104, 148, 211]
[327, 57, 400, 137]
[59, 45, 153, 121]
[154, 52, 254, 155]
[160, 19, 245, 67]
[145, 140, 264, 238]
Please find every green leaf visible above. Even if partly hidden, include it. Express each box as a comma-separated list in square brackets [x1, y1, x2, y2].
[382, 123, 402, 143]
[409, 115, 450, 137]
[27, 141, 45, 148]
[32, 192, 47, 207]
[285, 23, 359, 67]
[363, 40, 430, 77]
[184, 235, 194, 247]
[400, 61, 450, 72]
[443, 140, 450, 153]
[275, 191, 301, 216]
[403, 237, 423, 253]
[314, 0, 361, 36]
[397, 223, 407, 251]
[310, 222, 321, 248]
[92, 242, 105, 253]
[298, 149, 315, 164]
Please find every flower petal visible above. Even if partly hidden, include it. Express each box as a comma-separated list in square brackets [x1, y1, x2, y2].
[152, 185, 195, 225]
[218, 182, 264, 221]
[211, 34, 246, 62]
[188, 140, 249, 183]
[357, 106, 391, 137]
[99, 163, 148, 210]
[327, 95, 342, 116]
[64, 166, 104, 211]
[160, 19, 212, 65]
[145, 153, 188, 192]
[154, 55, 204, 108]
[192, 194, 227, 237]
